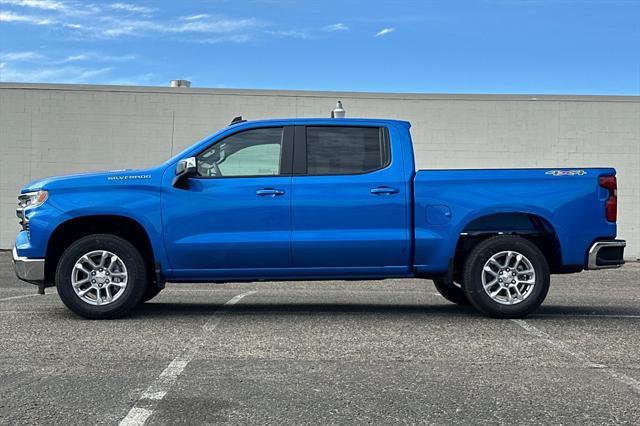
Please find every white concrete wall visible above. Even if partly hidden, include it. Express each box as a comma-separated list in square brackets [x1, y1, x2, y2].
[1, 83, 639, 259]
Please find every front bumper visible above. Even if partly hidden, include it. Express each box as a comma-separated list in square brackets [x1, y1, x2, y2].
[12, 246, 45, 284]
[587, 240, 626, 270]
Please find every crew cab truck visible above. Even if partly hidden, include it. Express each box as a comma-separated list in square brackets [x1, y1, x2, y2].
[13, 117, 626, 319]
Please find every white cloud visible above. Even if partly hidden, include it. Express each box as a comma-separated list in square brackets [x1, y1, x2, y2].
[174, 18, 260, 34]
[60, 53, 138, 62]
[0, 51, 138, 66]
[63, 3, 101, 17]
[266, 29, 312, 39]
[0, 0, 66, 11]
[0, 51, 43, 61]
[98, 53, 138, 62]
[180, 14, 210, 21]
[73, 66, 114, 80]
[0, 2, 318, 45]
[374, 27, 395, 37]
[109, 3, 156, 14]
[0, 63, 114, 83]
[323, 23, 348, 32]
[61, 54, 88, 62]
[99, 16, 261, 38]
[198, 34, 253, 44]
[0, 10, 53, 24]
[101, 24, 138, 37]
[0, 58, 161, 85]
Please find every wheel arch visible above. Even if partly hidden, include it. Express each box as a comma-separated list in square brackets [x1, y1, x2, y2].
[45, 215, 159, 285]
[452, 211, 564, 277]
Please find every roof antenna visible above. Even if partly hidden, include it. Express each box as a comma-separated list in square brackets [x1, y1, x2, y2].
[230, 116, 246, 125]
[331, 100, 346, 118]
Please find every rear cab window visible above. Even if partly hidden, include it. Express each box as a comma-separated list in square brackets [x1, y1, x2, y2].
[305, 126, 390, 175]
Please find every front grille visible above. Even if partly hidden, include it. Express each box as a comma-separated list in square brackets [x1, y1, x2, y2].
[16, 207, 28, 231]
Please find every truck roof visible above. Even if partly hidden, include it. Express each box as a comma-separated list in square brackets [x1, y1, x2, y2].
[229, 117, 411, 128]
[165, 117, 411, 166]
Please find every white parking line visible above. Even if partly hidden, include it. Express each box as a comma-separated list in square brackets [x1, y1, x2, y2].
[512, 319, 640, 394]
[119, 408, 153, 426]
[118, 290, 257, 426]
[0, 293, 50, 302]
[537, 313, 640, 319]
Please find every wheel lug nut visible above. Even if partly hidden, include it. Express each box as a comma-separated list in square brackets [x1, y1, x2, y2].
[498, 278, 503, 282]
[92, 279, 96, 283]
[512, 280, 516, 284]
[91, 272, 96, 276]
[512, 272, 516, 276]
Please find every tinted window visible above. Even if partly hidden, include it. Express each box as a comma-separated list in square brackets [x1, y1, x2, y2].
[306, 126, 388, 175]
[197, 127, 283, 177]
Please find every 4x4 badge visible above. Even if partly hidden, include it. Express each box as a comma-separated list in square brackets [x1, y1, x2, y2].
[545, 170, 587, 176]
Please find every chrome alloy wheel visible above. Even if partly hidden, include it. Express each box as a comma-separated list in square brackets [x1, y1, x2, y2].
[481, 251, 536, 305]
[71, 250, 128, 306]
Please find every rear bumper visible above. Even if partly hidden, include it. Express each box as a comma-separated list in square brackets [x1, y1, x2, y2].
[587, 240, 626, 270]
[12, 246, 45, 284]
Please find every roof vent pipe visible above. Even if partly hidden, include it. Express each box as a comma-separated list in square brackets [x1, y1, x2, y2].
[331, 100, 345, 118]
[170, 79, 191, 88]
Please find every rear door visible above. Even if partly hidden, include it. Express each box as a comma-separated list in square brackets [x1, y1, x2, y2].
[291, 125, 410, 273]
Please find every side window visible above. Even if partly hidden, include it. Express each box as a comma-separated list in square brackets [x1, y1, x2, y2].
[197, 127, 283, 177]
[305, 126, 389, 175]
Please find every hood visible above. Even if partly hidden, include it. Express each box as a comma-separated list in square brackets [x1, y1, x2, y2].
[22, 167, 163, 193]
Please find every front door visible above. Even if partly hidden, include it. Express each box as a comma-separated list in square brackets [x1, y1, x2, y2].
[162, 126, 293, 277]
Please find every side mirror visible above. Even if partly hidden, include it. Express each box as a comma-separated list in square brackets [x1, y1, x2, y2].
[172, 157, 197, 189]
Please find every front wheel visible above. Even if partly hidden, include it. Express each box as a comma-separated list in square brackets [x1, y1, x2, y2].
[462, 235, 550, 318]
[56, 234, 147, 319]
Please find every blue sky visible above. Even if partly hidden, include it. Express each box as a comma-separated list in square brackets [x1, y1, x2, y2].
[1, 0, 639, 94]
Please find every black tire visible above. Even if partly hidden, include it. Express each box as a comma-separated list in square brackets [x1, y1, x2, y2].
[140, 285, 162, 303]
[433, 278, 470, 305]
[462, 235, 550, 318]
[56, 234, 147, 319]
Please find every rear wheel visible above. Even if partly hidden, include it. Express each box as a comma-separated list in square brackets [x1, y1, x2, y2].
[432, 278, 469, 305]
[462, 235, 550, 318]
[56, 234, 147, 319]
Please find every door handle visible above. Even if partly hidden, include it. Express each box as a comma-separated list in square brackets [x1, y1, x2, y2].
[370, 186, 399, 195]
[256, 188, 285, 197]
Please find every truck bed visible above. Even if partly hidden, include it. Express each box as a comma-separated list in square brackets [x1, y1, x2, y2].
[412, 167, 617, 275]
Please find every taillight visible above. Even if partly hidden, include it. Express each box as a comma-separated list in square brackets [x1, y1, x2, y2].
[599, 176, 617, 222]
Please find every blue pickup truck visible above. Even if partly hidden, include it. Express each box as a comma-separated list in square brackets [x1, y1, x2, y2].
[13, 117, 626, 319]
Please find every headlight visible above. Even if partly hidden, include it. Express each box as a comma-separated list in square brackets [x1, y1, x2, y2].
[17, 190, 48, 209]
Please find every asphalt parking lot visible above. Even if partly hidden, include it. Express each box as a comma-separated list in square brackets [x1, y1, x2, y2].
[1, 252, 639, 425]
